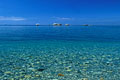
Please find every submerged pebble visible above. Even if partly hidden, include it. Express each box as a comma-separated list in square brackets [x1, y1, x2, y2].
[4, 71, 12, 74]
[58, 73, 64, 76]
[24, 75, 32, 78]
[0, 70, 4, 76]
[37, 68, 45, 72]
[79, 78, 88, 80]
[100, 77, 104, 80]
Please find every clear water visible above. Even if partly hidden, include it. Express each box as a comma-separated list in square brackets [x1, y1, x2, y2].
[0, 26, 120, 80]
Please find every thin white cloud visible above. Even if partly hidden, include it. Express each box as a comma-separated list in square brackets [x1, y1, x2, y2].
[52, 17, 73, 20]
[0, 16, 26, 21]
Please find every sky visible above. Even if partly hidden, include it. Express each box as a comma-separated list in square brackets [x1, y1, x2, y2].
[0, 0, 120, 25]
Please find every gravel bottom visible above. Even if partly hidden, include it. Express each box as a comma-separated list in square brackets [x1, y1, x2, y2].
[0, 40, 120, 80]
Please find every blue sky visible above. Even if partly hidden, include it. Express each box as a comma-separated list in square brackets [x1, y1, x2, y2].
[0, 0, 120, 25]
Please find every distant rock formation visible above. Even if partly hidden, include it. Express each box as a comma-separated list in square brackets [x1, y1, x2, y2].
[36, 23, 40, 26]
[65, 24, 70, 26]
[53, 23, 62, 26]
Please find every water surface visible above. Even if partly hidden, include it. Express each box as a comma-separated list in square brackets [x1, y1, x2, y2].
[0, 26, 120, 80]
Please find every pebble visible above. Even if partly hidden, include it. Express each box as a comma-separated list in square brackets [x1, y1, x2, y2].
[36, 61, 40, 64]
[79, 78, 88, 80]
[4, 71, 12, 74]
[24, 75, 32, 78]
[107, 71, 113, 73]
[100, 77, 104, 80]
[93, 72, 102, 74]
[58, 73, 64, 76]
[37, 68, 45, 72]
[10, 78, 14, 80]
[35, 75, 40, 77]
[0, 70, 4, 76]
[66, 69, 72, 72]
[28, 68, 36, 71]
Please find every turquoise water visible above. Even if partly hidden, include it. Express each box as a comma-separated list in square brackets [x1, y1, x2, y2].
[0, 26, 120, 80]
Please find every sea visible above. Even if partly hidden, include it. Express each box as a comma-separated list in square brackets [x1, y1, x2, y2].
[0, 25, 120, 80]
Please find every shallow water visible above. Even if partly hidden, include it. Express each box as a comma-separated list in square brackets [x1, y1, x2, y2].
[0, 26, 120, 80]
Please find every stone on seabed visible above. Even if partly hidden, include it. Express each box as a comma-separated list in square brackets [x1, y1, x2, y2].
[35, 75, 40, 77]
[66, 69, 72, 72]
[58, 73, 64, 76]
[4, 71, 11, 74]
[100, 77, 104, 80]
[24, 75, 32, 78]
[78, 78, 88, 80]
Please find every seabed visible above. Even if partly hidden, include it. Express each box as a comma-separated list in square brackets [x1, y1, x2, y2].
[0, 40, 120, 80]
